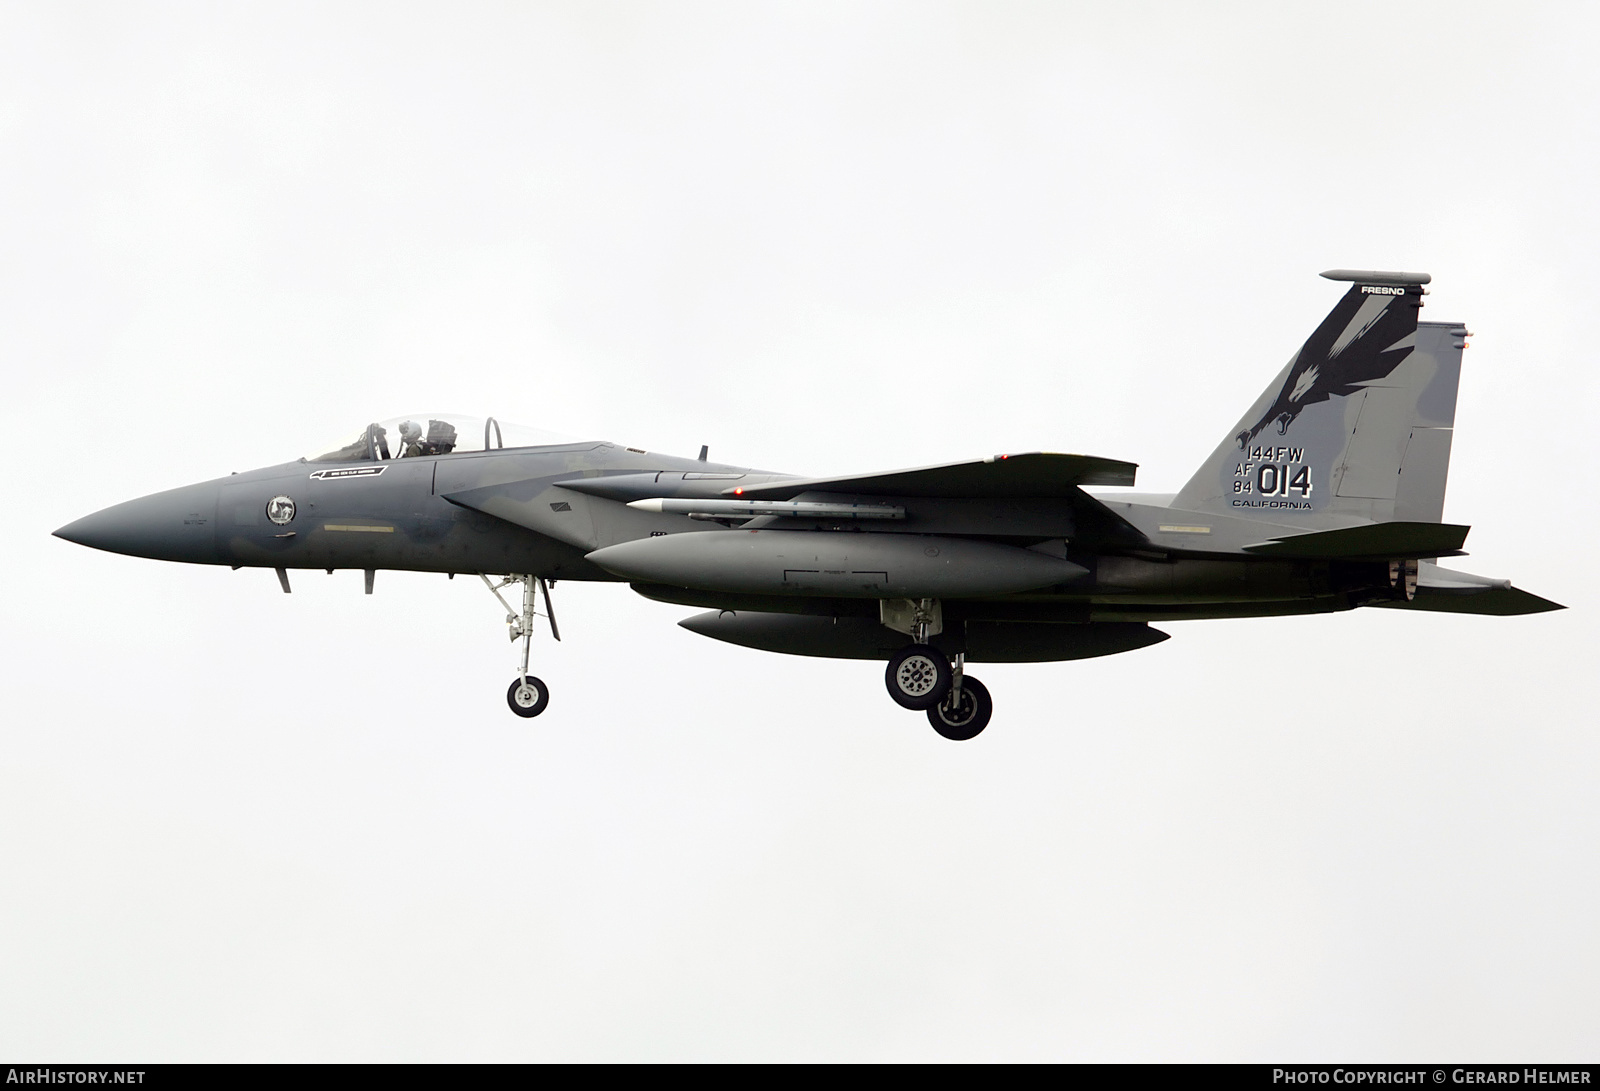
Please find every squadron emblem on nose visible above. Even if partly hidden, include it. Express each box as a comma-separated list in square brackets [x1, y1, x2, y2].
[266, 495, 297, 525]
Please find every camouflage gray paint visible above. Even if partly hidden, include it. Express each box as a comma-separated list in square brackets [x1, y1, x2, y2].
[53, 271, 1562, 735]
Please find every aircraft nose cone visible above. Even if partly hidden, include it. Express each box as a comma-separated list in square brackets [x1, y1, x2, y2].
[54, 481, 220, 564]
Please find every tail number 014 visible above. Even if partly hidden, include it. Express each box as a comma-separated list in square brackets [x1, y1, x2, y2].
[1234, 464, 1313, 496]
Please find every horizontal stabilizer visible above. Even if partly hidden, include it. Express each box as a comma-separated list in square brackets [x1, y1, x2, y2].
[729, 452, 1137, 500]
[1243, 521, 1469, 559]
[1370, 563, 1564, 615]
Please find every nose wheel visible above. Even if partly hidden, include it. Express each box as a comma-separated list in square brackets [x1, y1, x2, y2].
[481, 573, 560, 719]
[507, 676, 550, 718]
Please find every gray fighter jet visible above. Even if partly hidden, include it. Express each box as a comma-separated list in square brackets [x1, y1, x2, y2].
[55, 270, 1562, 739]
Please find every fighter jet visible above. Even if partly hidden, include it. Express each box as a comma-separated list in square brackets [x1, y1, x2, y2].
[54, 270, 1562, 739]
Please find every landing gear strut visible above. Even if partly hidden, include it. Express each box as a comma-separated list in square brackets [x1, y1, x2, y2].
[481, 574, 560, 718]
[1389, 559, 1419, 601]
[882, 598, 951, 710]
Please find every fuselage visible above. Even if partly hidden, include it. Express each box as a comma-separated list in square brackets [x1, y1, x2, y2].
[54, 439, 1395, 626]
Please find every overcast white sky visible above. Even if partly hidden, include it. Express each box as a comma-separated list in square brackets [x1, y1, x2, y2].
[2, 1, 1596, 1061]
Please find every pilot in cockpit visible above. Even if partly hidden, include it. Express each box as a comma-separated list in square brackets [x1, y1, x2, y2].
[395, 418, 459, 457]
[398, 420, 425, 458]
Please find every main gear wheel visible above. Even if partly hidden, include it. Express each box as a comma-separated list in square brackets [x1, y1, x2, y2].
[926, 676, 992, 740]
[885, 644, 951, 710]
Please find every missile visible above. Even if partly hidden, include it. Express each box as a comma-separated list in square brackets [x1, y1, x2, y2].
[626, 498, 904, 520]
[586, 529, 1087, 598]
[556, 471, 798, 503]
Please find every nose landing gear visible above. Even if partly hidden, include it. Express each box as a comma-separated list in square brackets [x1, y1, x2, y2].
[507, 675, 550, 718]
[481, 574, 560, 718]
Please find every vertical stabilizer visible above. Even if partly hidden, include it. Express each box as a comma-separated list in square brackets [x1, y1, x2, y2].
[1172, 272, 1464, 526]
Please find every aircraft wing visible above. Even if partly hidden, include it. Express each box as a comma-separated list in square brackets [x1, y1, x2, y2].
[726, 452, 1138, 499]
[724, 452, 1146, 546]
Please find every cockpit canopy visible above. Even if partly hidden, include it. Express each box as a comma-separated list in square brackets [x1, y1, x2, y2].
[307, 414, 579, 463]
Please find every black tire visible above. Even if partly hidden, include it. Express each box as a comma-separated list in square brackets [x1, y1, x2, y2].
[885, 644, 951, 710]
[927, 676, 992, 740]
[506, 675, 549, 718]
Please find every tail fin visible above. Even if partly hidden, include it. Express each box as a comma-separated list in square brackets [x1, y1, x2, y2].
[1172, 270, 1465, 525]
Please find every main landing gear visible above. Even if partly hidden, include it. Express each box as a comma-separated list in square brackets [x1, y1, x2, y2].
[927, 673, 992, 742]
[879, 598, 993, 740]
[480, 574, 560, 718]
[884, 647, 994, 740]
[885, 644, 950, 710]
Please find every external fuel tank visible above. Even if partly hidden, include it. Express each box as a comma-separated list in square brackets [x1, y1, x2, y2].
[586, 529, 1087, 598]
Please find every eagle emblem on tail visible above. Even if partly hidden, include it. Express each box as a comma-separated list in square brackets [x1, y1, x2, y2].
[1235, 284, 1421, 450]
